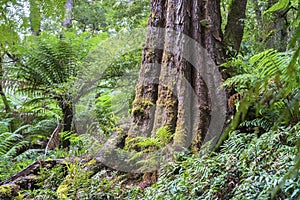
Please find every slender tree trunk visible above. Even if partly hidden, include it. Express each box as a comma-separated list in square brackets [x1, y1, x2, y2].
[29, 0, 41, 36]
[221, 0, 248, 81]
[224, 0, 248, 55]
[62, 0, 73, 27]
[0, 56, 11, 114]
[0, 55, 15, 132]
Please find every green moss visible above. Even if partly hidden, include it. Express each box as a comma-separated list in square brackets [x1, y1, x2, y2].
[145, 49, 155, 60]
[132, 106, 145, 116]
[191, 131, 203, 154]
[0, 184, 19, 199]
[173, 130, 188, 150]
[85, 159, 96, 168]
[133, 99, 153, 107]
[113, 127, 124, 134]
[13, 193, 24, 200]
[125, 136, 141, 150]
[151, 13, 156, 19]
[132, 99, 154, 116]
[0, 185, 11, 196]
[57, 181, 69, 200]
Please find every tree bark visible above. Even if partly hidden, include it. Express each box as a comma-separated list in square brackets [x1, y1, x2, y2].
[224, 0, 248, 55]
[128, 0, 167, 138]
[0, 55, 11, 114]
[128, 0, 226, 151]
[59, 99, 73, 148]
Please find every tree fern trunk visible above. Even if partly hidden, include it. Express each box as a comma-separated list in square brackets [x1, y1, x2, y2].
[59, 99, 73, 148]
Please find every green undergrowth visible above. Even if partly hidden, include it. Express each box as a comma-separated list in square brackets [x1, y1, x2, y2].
[142, 123, 300, 200]
[2, 123, 299, 200]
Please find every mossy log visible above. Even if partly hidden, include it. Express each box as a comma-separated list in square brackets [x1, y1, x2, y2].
[0, 159, 65, 186]
[0, 157, 105, 188]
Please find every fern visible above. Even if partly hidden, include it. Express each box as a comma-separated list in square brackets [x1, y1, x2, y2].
[0, 124, 32, 157]
[0, 132, 23, 156]
[240, 118, 272, 132]
[155, 126, 173, 146]
[220, 131, 254, 154]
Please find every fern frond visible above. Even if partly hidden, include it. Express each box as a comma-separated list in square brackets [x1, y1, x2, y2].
[220, 131, 253, 154]
[222, 74, 257, 91]
[250, 49, 290, 78]
[155, 126, 173, 146]
[137, 138, 161, 148]
[0, 132, 23, 156]
[5, 140, 30, 158]
[240, 118, 272, 131]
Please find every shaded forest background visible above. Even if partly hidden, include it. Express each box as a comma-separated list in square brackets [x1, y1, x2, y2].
[0, 0, 299, 199]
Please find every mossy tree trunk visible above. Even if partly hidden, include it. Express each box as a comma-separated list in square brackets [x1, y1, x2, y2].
[128, 0, 225, 151]
[128, 0, 167, 138]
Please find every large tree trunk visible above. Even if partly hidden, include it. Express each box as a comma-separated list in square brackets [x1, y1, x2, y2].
[128, 0, 167, 138]
[127, 0, 226, 152]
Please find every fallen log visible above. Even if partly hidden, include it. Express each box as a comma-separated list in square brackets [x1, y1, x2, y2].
[0, 159, 65, 186]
